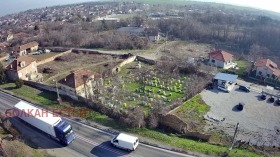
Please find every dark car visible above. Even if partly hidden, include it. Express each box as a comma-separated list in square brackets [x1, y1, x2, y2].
[237, 102, 244, 111]
[276, 99, 280, 105]
[239, 85, 250, 92]
[260, 94, 266, 100]
[269, 96, 275, 103]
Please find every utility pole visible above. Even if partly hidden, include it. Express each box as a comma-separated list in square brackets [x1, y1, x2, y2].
[229, 122, 239, 151]
[55, 80, 61, 104]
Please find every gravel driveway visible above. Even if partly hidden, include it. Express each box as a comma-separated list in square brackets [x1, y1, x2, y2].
[201, 85, 280, 146]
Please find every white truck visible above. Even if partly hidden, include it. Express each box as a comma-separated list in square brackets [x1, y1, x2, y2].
[13, 101, 75, 145]
[111, 133, 139, 151]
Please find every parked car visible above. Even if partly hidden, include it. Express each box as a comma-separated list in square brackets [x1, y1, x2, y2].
[205, 83, 213, 90]
[275, 86, 280, 91]
[218, 85, 230, 93]
[260, 94, 266, 100]
[239, 85, 250, 92]
[44, 49, 51, 53]
[276, 98, 280, 105]
[269, 96, 275, 103]
[237, 102, 245, 111]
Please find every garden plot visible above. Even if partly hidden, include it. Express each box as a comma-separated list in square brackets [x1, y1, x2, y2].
[100, 74, 187, 113]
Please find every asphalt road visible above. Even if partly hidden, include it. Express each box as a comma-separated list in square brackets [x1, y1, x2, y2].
[0, 91, 195, 157]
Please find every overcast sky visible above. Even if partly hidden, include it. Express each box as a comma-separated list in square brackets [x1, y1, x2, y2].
[0, 0, 279, 17]
[198, 0, 280, 13]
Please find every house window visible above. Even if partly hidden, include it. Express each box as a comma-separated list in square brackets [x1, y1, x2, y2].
[267, 74, 270, 77]
[18, 72, 22, 78]
[212, 59, 215, 63]
[258, 71, 262, 75]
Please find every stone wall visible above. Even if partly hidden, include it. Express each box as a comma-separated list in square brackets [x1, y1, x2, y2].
[136, 56, 157, 65]
[36, 50, 72, 66]
[160, 114, 211, 141]
[112, 55, 137, 73]
[72, 49, 101, 55]
[24, 80, 78, 100]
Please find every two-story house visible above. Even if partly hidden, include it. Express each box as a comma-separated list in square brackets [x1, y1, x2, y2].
[255, 59, 280, 79]
[208, 50, 235, 69]
[15, 41, 39, 56]
[58, 69, 95, 100]
[5, 56, 38, 81]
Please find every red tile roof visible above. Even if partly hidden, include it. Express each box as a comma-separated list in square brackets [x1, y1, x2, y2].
[6, 56, 36, 71]
[58, 69, 95, 89]
[209, 50, 233, 62]
[256, 59, 280, 77]
[13, 32, 27, 38]
[18, 41, 39, 52]
[255, 59, 278, 69]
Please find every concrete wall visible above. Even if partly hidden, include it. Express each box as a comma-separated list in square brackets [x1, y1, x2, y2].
[24, 80, 78, 100]
[36, 50, 72, 66]
[136, 56, 156, 65]
[112, 55, 137, 73]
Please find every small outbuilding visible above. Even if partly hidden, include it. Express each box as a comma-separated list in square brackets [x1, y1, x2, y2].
[213, 72, 238, 91]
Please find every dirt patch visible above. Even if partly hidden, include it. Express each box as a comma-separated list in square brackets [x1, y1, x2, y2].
[38, 52, 122, 84]
[162, 41, 212, 60]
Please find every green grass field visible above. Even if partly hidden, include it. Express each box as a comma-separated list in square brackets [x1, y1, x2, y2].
[173, 95, 210, 132]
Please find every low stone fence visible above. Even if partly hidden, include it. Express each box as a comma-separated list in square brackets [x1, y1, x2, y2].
[136, 56, 157, 65]
[36, 49, 72, 66]
[112, 55, 137, 73]
[72, 49, 101, 55]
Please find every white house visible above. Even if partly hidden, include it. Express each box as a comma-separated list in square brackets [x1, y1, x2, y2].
[208, 50, 235, 69]
[255, 59, 280, 79]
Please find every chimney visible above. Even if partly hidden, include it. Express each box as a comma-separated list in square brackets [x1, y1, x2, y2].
[20, 61, 25, 67]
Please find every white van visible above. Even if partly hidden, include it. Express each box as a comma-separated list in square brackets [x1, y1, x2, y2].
[111, 133, 139, 151]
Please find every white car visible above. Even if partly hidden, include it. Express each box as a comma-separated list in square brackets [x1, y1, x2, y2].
[218, 85, 230, 93]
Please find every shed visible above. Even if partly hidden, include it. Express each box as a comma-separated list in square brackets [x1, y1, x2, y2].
[214, 72, 238, 87]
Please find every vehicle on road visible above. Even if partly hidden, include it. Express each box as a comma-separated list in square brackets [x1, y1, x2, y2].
[239, 85, 250, 92]
[12, 101, 75, 145]
[111, 133, 139, 151]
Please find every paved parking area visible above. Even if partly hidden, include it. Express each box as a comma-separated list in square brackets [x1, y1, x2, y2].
[201, 84, 280, 146]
